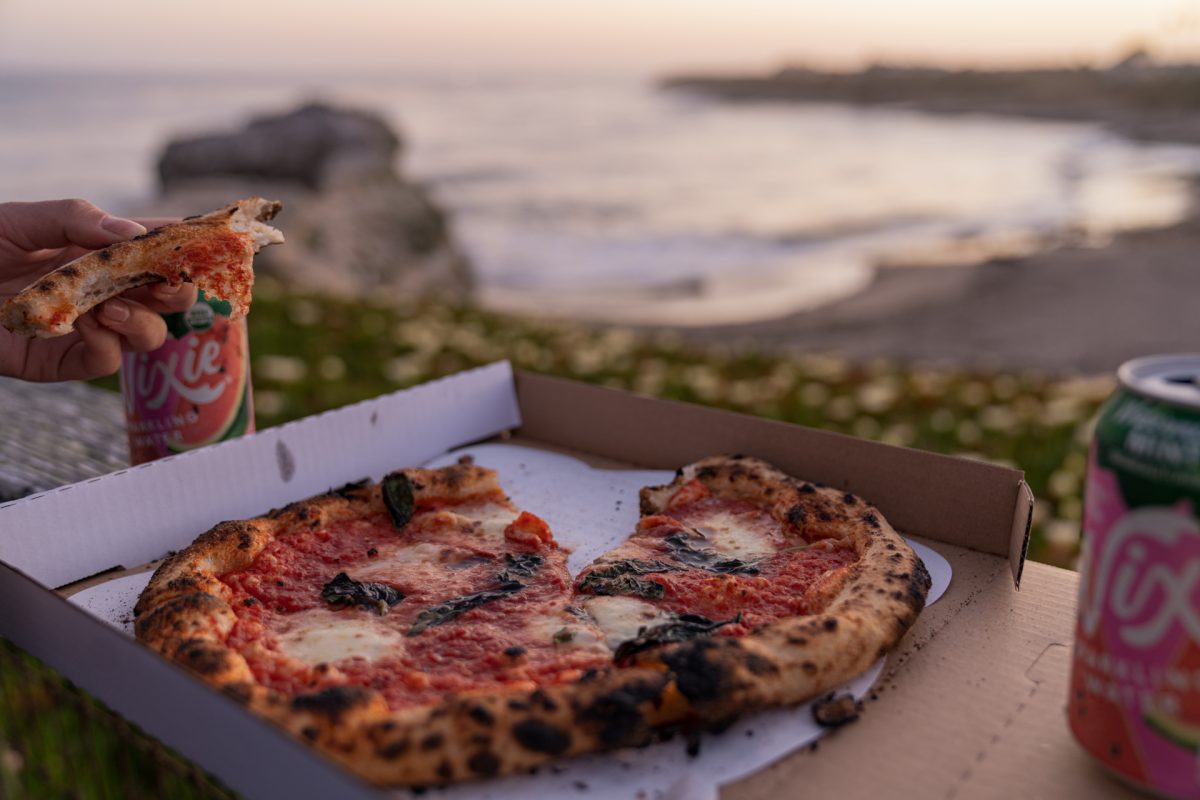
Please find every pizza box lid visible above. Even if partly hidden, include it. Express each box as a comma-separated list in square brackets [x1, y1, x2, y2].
[0, 361, 1101, 800]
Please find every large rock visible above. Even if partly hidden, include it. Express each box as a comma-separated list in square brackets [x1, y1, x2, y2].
[159, 103, 401, 190]
[148, 103, 472, 299]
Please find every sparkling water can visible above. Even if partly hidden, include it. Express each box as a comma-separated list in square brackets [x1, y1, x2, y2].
[1070, 354, 1200, 797]
[119, 291, 254, 464]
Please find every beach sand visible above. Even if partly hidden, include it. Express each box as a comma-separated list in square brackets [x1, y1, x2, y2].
[680, 212, 1200, 376]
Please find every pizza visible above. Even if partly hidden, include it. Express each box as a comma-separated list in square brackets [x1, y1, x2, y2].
[134, 454, 930, 786]
[1, 197, 283, 338]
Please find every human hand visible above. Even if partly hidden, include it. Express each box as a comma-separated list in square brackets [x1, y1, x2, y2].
[0, 199, 198, 382]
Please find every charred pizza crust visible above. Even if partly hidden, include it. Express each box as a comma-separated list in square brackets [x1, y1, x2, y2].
[2, 197, 283, 338]
[135, 456, 930, 787]
[629, 455, 931, 724]
[135, 462, 684, 786]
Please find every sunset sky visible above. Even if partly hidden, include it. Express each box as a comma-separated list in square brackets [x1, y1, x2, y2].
[1, 0, 1199, 75]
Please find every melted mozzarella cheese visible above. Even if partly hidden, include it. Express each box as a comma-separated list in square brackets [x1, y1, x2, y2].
[579, 596, 675, 651]
[691, 510, 775, 560]
[352, 542, 485, 596]
[524, 610, 606, 652]
[277, 610, 403, 664]
[424, 503, 519, 544]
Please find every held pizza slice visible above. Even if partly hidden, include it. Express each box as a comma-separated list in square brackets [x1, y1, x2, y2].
[1, 197, 283, 338]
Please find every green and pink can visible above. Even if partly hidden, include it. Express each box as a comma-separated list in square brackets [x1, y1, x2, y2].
[1071, 354, 1200, 797]
[119, 292, 254, 465]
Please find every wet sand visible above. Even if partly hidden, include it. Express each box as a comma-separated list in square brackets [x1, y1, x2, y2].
[678, 214, 1200, 375]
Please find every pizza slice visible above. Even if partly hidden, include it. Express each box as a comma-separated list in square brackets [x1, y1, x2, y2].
[1, 197, 283, 338]
[575, 454, 930, 724]
[134, 459, 675, 785]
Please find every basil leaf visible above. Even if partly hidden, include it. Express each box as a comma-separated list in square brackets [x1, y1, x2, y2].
[586, 559, 678, 578]
[496, 552, 543, 583]
[407, 580, 524, 636]
[578, 572, 665, 599]
[613, 613, 741, 662]
[382, 472, 415, 529]
[320, 572, 404, 616]
[664, 531, 760, 575]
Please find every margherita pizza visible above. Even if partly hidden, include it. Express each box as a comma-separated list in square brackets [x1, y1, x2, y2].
[134, 454, 930, 786]
[1, 197, 283, 338]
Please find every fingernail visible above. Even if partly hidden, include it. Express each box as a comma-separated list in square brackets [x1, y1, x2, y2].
[101, 299, 130, 322]
[100, 216, 147, 238]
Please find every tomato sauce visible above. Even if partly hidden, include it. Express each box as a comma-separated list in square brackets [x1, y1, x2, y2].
[219, 503, 611, 711]
[582, 490, 859, 636]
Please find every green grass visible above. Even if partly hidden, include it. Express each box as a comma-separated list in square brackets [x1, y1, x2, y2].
[29, 277, 1106, 796]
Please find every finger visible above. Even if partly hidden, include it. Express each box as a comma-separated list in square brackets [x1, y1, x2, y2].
[0, 199, 146, 252]
[58, 312, 124, 381]
[96, 297, 168, 352]
[123, 282, 199, 314]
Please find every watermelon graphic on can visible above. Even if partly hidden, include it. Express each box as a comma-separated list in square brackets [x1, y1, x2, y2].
[120, 291, 255, 464]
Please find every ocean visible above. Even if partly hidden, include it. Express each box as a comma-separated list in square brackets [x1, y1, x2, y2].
[4, 70, 1200, 325]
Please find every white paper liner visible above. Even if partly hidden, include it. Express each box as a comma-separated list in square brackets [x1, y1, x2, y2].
[71, 442, 952, 799]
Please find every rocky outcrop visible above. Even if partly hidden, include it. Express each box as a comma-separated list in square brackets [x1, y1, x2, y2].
[148, 103, 473, 299]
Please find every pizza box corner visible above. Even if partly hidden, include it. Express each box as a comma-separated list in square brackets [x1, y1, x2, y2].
[0, 360, 1072, 800]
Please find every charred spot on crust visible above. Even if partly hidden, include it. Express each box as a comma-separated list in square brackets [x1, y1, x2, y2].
[823, 618, 838, 632]
[36, 280, 54, 292]
[579, 677, 667, 749]
[183, 214, 202, 221]
[222, 684, 252, 705]
[436, 761, 452, 780]
[817, 510, 833, 522]
[513, 719, 571, 756]
[331, 478, 372, 500]
[862, 513, 880, 528]
[379, 739, 409, 759]
[468, 705, 495, 726]
[174, 640, 229, 676]
[798, 483, 816, 494]
[508, 699, 531, 711]
[842, 493, 857, 505]
[237, 532, 253, 550]
[785, 505, 807, 526]
[659, 640, 730, 704]
[531, 689, 558, 712]
[421, 733, 445, 750]
[301, 726, 319, 741]
[291, 686, 372, 721]
[695, 465, 719, 480]
[744, 653, 779, 676]
[136, 592, 225, 639]
[503, 646, 527, 659]
[468, 751, 500, 777]
[59, 265, 82, 278]
[802, 661, 818, 676]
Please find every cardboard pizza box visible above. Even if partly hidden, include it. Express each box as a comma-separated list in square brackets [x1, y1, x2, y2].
[0, 362, 1131, 798]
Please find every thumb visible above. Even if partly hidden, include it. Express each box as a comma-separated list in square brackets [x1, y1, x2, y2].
[1, 199, 147, 252]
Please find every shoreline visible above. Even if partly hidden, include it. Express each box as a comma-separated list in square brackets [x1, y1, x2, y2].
[667, 208, 1200, 376]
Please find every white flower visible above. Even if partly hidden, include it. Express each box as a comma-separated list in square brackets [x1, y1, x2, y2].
[256, 355, 307, 384]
